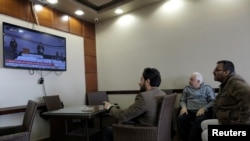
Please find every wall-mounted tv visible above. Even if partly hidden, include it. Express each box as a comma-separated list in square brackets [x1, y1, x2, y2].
[2, 22, 67, 71]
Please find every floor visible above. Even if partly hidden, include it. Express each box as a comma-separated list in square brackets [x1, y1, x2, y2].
[39, 132, 102, 141]
[40, 131, 179, 141]
[39, 119, 180, 141]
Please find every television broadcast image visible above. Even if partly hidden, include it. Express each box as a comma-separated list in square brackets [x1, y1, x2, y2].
[2, 22, 67, 71]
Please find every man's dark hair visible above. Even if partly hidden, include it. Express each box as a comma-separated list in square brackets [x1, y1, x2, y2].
[142, 67, 161, 87]
[217, 60, 235, 74]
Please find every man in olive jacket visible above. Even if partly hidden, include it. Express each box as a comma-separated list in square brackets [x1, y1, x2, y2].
[103, 67, 166, 141]
[201, 60, 250, 141]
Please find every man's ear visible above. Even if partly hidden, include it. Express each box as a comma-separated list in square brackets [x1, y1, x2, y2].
[145, 79, 150, 85]
[224, 70, 231, 76]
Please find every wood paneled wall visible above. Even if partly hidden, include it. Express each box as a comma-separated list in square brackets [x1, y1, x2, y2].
[0, 0, 97, 92]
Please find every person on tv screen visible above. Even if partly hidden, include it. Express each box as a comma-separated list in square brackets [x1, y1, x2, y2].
[55, 52, 60, 60]
[9, 38, 18, 59]
[37, 42, 45, 56]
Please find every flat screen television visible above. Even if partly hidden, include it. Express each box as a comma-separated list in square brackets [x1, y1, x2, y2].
[2, 22, 67, 71]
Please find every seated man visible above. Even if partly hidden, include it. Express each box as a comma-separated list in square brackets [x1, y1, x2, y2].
[201, 60, 250, 141]
[177, 72, 215, 141]
[102, 67, 166, 141]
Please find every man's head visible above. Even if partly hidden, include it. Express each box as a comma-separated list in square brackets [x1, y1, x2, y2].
[189, 72, 203, 89]
[213, 60, 235, 83]
[139, 67, 161, 92]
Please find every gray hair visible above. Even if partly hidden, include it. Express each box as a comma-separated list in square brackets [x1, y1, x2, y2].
[192, 72, 203, 84]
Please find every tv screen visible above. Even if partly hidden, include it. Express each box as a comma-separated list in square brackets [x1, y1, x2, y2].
[2, 22, 67, 71]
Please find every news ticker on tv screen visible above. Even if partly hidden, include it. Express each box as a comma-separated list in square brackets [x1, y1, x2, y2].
[208, 125, 250, 140]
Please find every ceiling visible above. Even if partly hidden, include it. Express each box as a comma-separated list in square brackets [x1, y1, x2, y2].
[31, 0, 165, 23]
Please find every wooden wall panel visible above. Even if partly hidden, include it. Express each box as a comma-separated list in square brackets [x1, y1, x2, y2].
[52, 10, 70, 32]
[25, 2, 34, 22]
[84, 38, 96, 56]
[69, 17, 82, 36]
[35, 6, 53, 27]
[0, 0, 32, 21]
[82, 21, 95, 39]
[85, 56, 97, 73]
[86, 73, 98, 92]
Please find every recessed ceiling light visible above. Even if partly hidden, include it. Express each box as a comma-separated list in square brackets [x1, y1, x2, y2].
[115, 9, 123, 14]
[47, 0, 58, 4]
[75, 10, 84, 16]
[61, 15, 69, 21]
[34, 4, 43, 11]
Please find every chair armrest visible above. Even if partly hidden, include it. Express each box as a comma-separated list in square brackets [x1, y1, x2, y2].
[112, 124, 158, 141]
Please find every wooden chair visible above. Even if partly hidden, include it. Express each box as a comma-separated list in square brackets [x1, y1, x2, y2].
[87, 91, 109, 105]
[0, 100, 38, 141]
[112, 94, 177, 141]
[43, 95, 63, 111]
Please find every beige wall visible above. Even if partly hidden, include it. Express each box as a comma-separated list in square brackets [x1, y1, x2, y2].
[97, 1, 250, 132]
[96, 0, 250, 92]
[96, 1, 250, 132]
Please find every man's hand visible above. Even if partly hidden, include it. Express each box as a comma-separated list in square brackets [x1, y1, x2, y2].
[103, 101, 112, 110]
[196, 108, 205, 116]
[179, 107, 188, 116]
